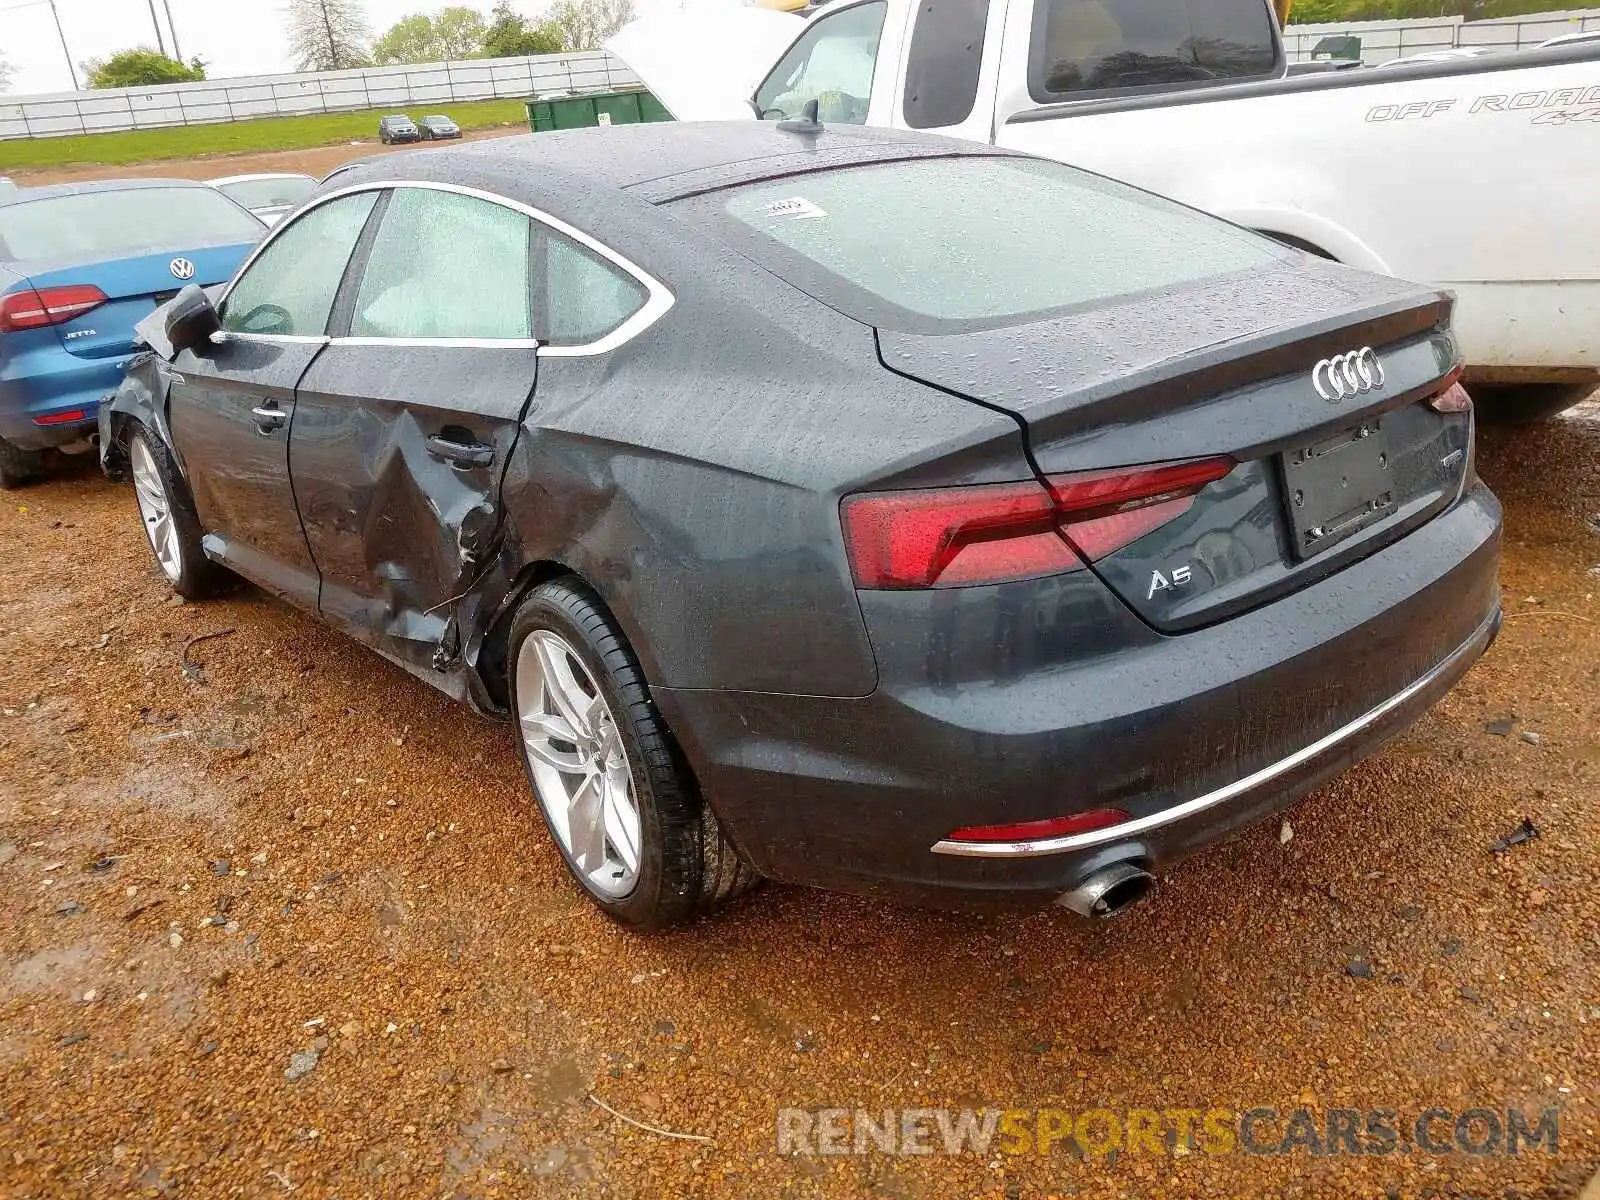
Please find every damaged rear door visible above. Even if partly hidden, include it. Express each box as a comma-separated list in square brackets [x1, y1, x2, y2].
[288, 185, 539, 683]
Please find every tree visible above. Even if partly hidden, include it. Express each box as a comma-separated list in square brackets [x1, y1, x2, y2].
[482, 0, 565, 57]
[287, 0, 373, 71]
[543, 0, 636, 51]
[84, 48, 206, 89]
[372, 6, 489, 64]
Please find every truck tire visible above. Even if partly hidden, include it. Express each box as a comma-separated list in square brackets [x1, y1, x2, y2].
[1471, 383, 1595, 425]
[508, 578, 760, 931]
[0, 437, 47, 489]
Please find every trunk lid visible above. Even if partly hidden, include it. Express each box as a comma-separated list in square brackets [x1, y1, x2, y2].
[606, 5, 802, 121]
[877, 261, 1471, 631]
[22, 244, 252, 362]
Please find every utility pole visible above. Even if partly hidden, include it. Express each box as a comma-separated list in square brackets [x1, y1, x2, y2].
[145, 0, 170, 56]
[47, 0, 80, 90]
[161, 0, 184, 61]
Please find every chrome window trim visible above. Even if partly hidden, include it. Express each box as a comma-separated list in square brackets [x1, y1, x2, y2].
[219, 178, 673, 357]
[211, 331, 330, 347]
[930, 609, 1501, 859]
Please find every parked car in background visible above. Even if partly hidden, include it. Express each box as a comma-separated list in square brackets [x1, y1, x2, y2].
[104, 124, 1500, 930]
[1374, 47, 1493, 68]
[612, 0, 1600, 421]
[1538, 30, 1600, 48]
[378, 114, 421, 144]
[418, 113, 462, 140]
[0, 178, 16, 195]
[208, 173, 317, 225]
[0, 179, 264, 487]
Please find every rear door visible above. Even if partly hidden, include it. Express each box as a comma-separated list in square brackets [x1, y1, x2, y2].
[166, 191, 380, 602]
[288, 184, 542, 675]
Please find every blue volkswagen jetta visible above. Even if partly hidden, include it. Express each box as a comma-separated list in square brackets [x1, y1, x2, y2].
[0, 178, 265, 487]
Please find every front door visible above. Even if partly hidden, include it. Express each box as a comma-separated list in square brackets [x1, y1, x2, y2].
[287, 185, 541, 676]
[166, 190, 381, 603]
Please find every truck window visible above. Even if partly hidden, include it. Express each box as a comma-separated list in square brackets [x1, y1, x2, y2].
[754, 1, 888, 124]
[904, 0, 991, 129]
[1029, 0, 1278, 102]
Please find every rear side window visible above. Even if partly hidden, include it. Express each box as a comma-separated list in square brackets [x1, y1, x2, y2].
[0, 187, 265, 262]
[754, 2, 887, 124]
[222, 191, 377, 337]
[679, 156, 1278, 335]
[540, 230, 647, 347]
[904, 0, 992, 129]
[351, 187, 533, 340]
[1029, 0, 1277, 101]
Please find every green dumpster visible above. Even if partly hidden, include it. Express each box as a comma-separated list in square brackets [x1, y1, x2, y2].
[526, 89, 675, 133]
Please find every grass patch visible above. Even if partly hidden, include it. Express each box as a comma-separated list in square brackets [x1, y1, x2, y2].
[0, 98, 530, 172]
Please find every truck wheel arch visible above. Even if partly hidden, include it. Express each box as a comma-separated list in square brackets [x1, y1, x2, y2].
[1216, 206, 1391, 275]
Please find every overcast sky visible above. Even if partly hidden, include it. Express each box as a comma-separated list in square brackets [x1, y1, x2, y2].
[1, 0, 581, 95]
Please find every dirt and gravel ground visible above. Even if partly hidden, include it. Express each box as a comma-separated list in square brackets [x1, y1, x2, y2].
[1, 403, 1595, 1199]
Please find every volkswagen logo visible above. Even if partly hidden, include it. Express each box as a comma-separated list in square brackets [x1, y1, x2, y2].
[169, 258, 196, 281]
[1312, 347, 1385, 402]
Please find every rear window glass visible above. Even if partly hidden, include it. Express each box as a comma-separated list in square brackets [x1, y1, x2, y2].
[1030, 0, 1277, 100]
[678, 156, 1279, 335]
[0, 187, 264, 263]
[217, 177, 316, 211]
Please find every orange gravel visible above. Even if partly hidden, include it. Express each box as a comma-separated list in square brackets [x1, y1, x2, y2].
[0, 388, 1597, 1195]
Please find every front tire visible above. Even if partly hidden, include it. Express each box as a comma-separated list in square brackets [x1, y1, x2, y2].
[1471, 382, 1594, 425]
[0, 437, 47, 489]
[127, 427, 224, 600]
[508, 579, 758, 931]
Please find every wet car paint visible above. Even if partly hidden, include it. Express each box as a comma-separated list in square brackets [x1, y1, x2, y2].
[100, 123, 1503, 910]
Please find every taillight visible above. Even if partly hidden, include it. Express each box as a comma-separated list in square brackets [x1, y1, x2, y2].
[841, 480, 1080, 589]
[841, 457, 1235, 590]
[1049, 457, 1234, 562]
[1428, 368, 1472, 414]
[0, 284, 109, 333]
[944, 808, 1130, 844]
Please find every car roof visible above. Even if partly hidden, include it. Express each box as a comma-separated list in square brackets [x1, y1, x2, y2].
[333, 121, 1000, 204]
[208, 172, 315, 186]
[0, 177, 208, 207]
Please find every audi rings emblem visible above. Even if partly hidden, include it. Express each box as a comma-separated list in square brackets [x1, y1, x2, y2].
[1312, 347, 1385, 402]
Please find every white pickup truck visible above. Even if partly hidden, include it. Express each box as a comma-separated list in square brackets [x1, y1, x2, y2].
[611, 0, 1600, 419]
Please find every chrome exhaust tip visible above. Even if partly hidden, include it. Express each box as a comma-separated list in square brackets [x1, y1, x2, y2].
[1056, 862, 1155, 919]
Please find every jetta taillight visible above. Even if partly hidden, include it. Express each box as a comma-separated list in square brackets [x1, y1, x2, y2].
[841, 457, 1234, 590]
[0, 284, 109, 333]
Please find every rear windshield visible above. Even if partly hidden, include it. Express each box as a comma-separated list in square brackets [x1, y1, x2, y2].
[677, 155, 1280, 335]
[1031, 0, 1278, 100]
[217, 177, 316, 211]
[0, 187, 264, 263]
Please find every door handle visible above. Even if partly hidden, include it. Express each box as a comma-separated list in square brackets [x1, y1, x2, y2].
[426, 434, 494, 469]
[250, 403, 289, 434]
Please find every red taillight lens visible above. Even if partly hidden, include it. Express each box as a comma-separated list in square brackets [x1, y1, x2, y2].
[1048, 457, 1234, 562]
[841, 480, 1082, 589]
[945, 807, 1130, 844]
[1429, 375, 1472, 414]
[0, 284, 109, 333]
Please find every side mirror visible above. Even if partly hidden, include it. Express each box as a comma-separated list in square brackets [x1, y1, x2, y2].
[165, 283, 221, 355]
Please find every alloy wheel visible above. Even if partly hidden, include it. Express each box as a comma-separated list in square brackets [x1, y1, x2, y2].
[515, 629, 642, 898]
[130, 437, 182, 583]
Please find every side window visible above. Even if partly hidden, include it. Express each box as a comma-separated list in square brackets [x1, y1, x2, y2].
[540, 229, 648, 348]
[1029, 0, 1278, 101]
[754, 2, 888, 125]
[221, 191, 377, 337]
[350, 187, 532, 340]
[904, 0, 991, 129]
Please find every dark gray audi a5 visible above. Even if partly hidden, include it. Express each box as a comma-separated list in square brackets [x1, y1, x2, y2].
[101, 122, 1502, 930]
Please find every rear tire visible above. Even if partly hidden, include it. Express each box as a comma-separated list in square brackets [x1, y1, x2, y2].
[0, 437, 47, 489]
[1471, 382, 1594, 425]
[127, 426, 225, 600]
[508, 579, 759, 931]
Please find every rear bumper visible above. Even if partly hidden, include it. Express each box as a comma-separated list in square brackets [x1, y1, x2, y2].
[656, 483, 1503, 910]
[0, 363, 120, 450]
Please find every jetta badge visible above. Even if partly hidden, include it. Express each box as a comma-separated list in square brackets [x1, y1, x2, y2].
[1312, 347, 1384, 402]
[169, 257, 196, 281]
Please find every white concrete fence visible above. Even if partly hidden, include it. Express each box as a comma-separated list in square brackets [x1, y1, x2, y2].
[1283, 6, 1600, 63]
[0, 50, 641, 141]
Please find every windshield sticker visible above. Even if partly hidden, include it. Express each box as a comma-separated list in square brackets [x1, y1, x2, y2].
[763, 197, 828, 221]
